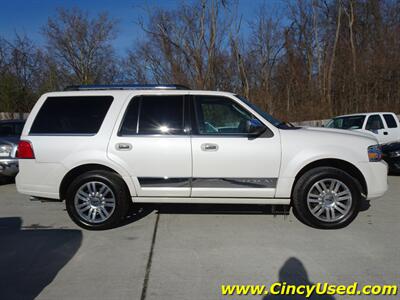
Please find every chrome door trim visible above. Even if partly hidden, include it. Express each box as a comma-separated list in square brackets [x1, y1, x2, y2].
[192, 178, 277, 188]
[137, 177, 277, 188]
[138, 177, 190, 188]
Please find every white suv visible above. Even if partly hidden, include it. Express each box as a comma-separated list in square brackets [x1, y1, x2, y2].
[16, 85, 388, 230]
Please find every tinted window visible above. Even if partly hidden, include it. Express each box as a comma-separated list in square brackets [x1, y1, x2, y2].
[0, 123, 15, 136]
[119, 99, 140, 135]
[139, 96, 184, 135]
[119, 96, 185, 136]
[0, 122, 24, 136]
[326, 116, 365, 129]
[30, 96, 113, 135]
[14, 123, 24, 135]
[366, 115, 384, 131]
[383, 114, 398, 128]
[194, 96, 253, 134]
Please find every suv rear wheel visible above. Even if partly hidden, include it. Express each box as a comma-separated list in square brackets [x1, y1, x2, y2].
[66, 170, 130, 230]
[292, 167, 362, 229]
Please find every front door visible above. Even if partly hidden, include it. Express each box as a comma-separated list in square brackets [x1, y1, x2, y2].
[190, 95, 281, 198]
[365, 114, 392, 144]
[382, 113, 400, 142]
[108, 95, 192, 197]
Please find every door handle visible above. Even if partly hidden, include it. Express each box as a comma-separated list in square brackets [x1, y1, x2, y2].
[116, 143, 132, 151]
[383, 131, 388, 135]
[201, 143, 218, 151]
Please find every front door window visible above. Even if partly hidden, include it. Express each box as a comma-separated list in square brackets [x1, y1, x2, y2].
[194, 96, 253, 135]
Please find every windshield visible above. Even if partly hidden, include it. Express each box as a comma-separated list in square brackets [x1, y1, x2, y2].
[235, 95, 283, 127]
[326, 116, 365, 130]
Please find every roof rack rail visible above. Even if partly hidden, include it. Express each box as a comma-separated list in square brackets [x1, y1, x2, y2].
[64, 84, 190, 91]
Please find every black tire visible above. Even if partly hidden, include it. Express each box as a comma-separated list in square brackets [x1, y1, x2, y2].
[0, 175, 14, 185]
[292, 167, 362, 229]
[66, 170, 130, 230]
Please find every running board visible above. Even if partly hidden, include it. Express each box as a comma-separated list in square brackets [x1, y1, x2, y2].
[133, 197, 291, 205]
[29, 196, 62, 203]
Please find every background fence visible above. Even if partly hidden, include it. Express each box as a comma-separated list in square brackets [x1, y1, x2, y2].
[0, 112, 29, 120]
[292, 119, 329, 127]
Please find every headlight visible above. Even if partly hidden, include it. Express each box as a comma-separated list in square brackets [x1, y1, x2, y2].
[0, 144, 13, 157]
[389, 150, 400, 158]
[368, 145, 382, 161]
[368, 145, 382, 162]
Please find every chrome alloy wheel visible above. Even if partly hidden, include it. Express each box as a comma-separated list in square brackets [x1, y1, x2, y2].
[307, 178, 352, 222]
[74, 181, 116, 224]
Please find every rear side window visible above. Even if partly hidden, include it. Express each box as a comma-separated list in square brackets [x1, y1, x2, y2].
[383, 114, 398, 128]
[365, 115, 384, 131]
[119, 99, 140, 136]
[30, 96, 113, 135]
[119, 96, 185, 135]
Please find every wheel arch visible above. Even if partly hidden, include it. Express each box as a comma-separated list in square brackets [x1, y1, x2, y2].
[59, 163, 134, 200]
[291, 159, 368, 198]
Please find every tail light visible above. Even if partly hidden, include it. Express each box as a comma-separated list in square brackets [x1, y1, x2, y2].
[17, 140, 35, 159]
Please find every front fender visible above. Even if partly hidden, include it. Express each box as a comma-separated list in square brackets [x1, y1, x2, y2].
[275, 144, 367, 198]
[280, 145, 365, 179]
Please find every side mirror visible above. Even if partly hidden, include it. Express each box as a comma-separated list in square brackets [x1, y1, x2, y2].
[246, 119, 267, 137]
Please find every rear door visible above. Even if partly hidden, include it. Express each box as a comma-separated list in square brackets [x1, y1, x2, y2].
[190, 95, 281, 198]
[108, 94, 192, 197]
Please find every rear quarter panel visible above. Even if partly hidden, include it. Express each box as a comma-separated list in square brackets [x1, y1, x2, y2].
[16, 91, 136, 198]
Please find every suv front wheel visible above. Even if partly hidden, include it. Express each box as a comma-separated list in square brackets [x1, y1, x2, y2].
[66, 170, 130, 230]
[292, 167, 362, 229]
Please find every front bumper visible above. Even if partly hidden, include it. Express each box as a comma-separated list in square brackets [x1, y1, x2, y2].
[382, 157, 400, 173]
[357, 161, 388, 200]
[0, 158, 19, 177]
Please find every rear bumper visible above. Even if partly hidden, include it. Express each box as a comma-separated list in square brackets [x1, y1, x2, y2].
[16, 160, 64, 199]
[357, 161, 388, 199]
[0, 158, 18, 177]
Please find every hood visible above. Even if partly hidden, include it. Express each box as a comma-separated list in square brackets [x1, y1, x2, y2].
[300, 126, 378, 143]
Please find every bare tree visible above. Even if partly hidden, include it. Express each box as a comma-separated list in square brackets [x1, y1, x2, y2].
[246, 3, 284, 113]
[1, 0, 399, 121]
[43, 8, 118, 84]
[0, 35, 44, 114]
[126, 0, 233, 89]
[326, 2, 342, 115]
